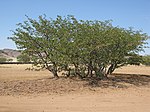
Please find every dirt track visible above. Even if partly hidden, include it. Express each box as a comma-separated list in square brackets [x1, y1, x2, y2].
[0, 64, 150, 112]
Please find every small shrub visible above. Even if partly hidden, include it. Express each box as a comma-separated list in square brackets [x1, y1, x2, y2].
[142, 55, 150, 66]
[0, 57, 7, 62]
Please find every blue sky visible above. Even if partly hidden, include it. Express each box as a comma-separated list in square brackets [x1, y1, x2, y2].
[0, 0, 150, 55]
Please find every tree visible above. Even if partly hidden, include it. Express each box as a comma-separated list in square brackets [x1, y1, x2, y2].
[127, 54, 143, 65]
[9, 15, 78, 78]
[142, 55, 150, 66]
[17, 53, 30, 63]
[103, 27, 148, 75]
[9, 15, 148, 78]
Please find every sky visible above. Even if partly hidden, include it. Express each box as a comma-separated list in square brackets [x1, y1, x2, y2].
[0, 0, 150, 55]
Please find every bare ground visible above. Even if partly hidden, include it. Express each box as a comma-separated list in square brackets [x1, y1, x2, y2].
[0, 64, 150, 112]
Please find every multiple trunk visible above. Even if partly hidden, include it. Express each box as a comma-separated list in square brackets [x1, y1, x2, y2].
[47, 63, 118, 78]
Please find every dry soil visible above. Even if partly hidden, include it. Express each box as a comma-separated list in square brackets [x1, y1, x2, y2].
[0, 64, 150, 112]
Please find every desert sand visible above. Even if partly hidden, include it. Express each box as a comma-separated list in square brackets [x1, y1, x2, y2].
[0, 64, 150, 112]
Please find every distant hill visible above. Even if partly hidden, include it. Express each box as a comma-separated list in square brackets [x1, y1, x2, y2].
[0, 49, 21, 62]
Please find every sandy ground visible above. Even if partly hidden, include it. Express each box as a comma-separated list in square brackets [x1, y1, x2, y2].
[0, 64, 150, 112]
[0, 88, 150, 112]
[0, 64, 50, 81]
[114, 65, 150, 75]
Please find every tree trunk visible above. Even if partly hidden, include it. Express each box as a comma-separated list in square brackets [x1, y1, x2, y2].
[87, 60, 93, 77]
[66, 68, 71, 77]
[87, 67, 93, 77]
[74, 63, 83, 79]
[107, 63, 117, 75]
[47, 63, 59, 78]
[53, 63, 59, 78]
[47, 67, 59, 78]
[53, 71, 59, 78]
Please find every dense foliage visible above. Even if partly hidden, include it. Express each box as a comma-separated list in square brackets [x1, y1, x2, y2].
[9, 15, 148, 78]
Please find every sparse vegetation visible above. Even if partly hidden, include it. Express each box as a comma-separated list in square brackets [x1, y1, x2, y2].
[7, 58, 13, 62]
[142, 55, 150, 66]
[17, 53, 31, 63]
[0, 57, 7, 62]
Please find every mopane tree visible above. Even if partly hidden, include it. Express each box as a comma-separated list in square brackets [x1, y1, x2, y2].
[105, 27, 147, 75]
[9, 15, 81, 78]
[9, 15, 148, 78]
[10, 16, 63, 77]
[66, 20, 148, 78]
